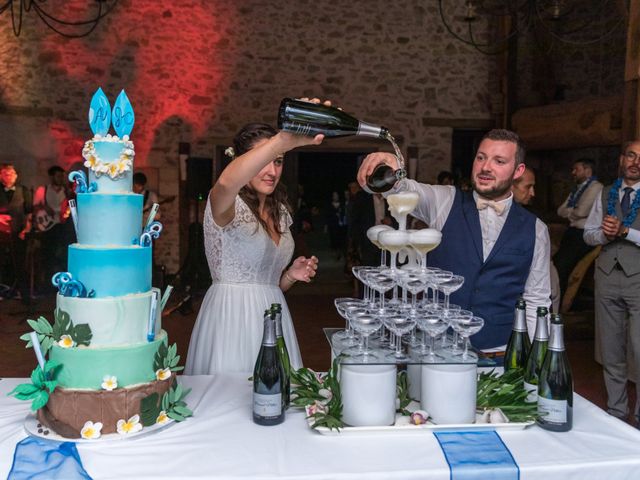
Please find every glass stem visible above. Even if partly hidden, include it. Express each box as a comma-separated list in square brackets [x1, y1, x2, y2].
[379, 249, 386, 267]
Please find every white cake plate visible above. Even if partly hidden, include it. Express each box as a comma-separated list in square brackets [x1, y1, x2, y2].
[24, 413, 175, 443]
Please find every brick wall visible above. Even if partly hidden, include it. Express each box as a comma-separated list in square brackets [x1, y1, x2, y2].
[0, 0, 512, 271]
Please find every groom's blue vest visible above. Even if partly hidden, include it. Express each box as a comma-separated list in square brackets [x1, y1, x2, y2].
[428, 190, 536, 349]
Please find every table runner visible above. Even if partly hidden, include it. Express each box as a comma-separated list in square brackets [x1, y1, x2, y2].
[434, 430, 518, 479]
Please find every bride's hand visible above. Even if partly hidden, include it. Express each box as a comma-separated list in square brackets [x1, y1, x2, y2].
[287, 256, 318, 283]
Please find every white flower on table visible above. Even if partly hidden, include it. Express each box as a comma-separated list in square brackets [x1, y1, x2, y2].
[81, 421, 103, 439]
[410, 410, 429, 425]
[307, 401, 327, 416]
[101, 375, 118, 391]
[156, 368, 171, 381]
[156, 411, 169, 425]
[318, 388, 332, 404]
[117, 415, 143, 435]
[58, 335, 75, 348]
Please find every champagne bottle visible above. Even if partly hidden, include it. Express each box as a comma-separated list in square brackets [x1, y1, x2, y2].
[504, 298, 531, 372]
[278, 98, 389, 138]
[271, 303, 291, 409]
[252, 310, 285, 426]
[523, 306, 549, 403]
[365, 164, 407, 194]
[537, 313, 573, 432]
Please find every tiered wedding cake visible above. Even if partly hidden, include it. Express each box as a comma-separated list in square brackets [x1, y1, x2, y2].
[11, 88, 190, 439]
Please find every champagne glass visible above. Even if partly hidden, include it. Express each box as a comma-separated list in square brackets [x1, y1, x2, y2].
[415, 312, 449, 360]
[443, 309, 473, 351]
[438, 275, 464, 314]
[386, 192, 419, 231]
[452, 316, 485, 360]
[426, 270, 453, 308]
[333, 298, 365, 347]
[408, 229, 442, 271]
[345, 311, 383, 361]
[352, 265, 379, 306]
[378, 230, 409, 273]
[367, 225, 392, 266]
[383, 313, 416, 361]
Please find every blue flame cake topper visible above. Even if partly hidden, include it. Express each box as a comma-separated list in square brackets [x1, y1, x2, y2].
[112, 90, 135, 138]
[88, 87, 112, 137]
[82, 88, 136, 180]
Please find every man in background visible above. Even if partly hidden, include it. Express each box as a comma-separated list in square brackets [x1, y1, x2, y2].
[512, 165, 560, 313]
[584, 141, 640, 425]
[0, 164, 32, 300]
[33, 165, 73, 284]
[133, 172, 160, 217]
[555, 158, 602, 298]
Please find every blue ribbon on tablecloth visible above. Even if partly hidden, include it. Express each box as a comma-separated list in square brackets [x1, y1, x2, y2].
[8, 437, 92, 480]
[433, 430, 519, 480]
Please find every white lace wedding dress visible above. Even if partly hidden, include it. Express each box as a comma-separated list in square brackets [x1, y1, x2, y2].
[185, 195, 303, 374]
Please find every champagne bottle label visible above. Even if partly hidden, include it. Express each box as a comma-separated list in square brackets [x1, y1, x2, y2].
[538, 397, 568, 423]
[524, 381, 537, 403]
[253, 392, 282, 418]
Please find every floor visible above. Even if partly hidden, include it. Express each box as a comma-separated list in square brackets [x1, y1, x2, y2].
[0, 228, 636, 426]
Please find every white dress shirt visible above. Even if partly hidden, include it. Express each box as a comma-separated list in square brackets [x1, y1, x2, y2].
[584, 181, 640, 247]
[391, 179, 551, 340]
[557, 179, 603, 229]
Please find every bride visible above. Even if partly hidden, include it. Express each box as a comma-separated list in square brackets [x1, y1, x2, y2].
[185, 122, 322, 374]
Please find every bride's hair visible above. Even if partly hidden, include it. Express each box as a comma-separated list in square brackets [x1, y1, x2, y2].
[233, 123, 291, 235]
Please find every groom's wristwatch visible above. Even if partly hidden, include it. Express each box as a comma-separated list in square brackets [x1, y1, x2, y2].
[620, 226, 629, 239]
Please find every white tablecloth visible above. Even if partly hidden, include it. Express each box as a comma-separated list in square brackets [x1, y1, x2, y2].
[1, 374, 640, 480]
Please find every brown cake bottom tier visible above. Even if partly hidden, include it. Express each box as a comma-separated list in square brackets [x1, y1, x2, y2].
[38, 378, 173, 438]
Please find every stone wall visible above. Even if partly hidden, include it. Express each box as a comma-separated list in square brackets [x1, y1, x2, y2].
[0, 0, 504, 271]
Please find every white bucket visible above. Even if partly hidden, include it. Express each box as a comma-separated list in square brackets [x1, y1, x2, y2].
[340, 364, 397, 426]
[407, 364, 421, 401]
[421, 364, 477, 424]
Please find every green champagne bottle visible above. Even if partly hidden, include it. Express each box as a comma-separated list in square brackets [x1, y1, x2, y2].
[523, 306, 549, 403]
[278, 98, 389, 138]
[504, 298, 531, 372]
[252, 310, 285, 426]
[537, 313, 573, 432]
[271, 303, 291, 409]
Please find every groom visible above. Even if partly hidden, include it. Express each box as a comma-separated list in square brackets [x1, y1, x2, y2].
[357, 129, 551, 353]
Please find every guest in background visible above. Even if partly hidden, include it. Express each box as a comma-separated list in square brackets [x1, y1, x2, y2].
[555, 158, 602, 298]
[0, 163, 32, 300]
[358, 129, 551, 351]
[512, 166, 560, 313]
[584, 140, 640, 425]
[33, 165, 73, 284]
[437, 170, 455, 186]
[133, 172, 160, 218]
[325, 191, 347, 260]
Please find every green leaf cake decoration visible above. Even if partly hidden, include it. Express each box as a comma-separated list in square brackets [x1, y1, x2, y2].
[8, 360, 62, 411]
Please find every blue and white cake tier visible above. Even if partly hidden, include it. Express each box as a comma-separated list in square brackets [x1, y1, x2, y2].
[76, 193, 142, 246]
[57, 290, 161, 347]
[68, 244, 151, 297]
[85, 139, 134, 193]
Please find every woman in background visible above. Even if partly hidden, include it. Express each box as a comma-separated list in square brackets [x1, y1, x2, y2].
[185, 123, 321, 374]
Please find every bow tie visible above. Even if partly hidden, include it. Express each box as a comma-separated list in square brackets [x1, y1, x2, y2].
[4, 186, 15, 192]
[476, 197, 507, 215]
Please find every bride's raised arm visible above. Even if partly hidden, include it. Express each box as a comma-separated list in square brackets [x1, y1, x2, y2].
[210, 131, 323, 227]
